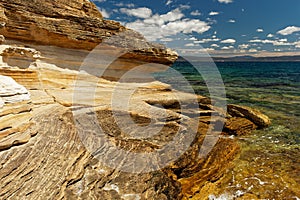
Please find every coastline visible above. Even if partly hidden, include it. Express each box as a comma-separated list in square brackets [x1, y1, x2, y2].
[0, 0, 277, 199]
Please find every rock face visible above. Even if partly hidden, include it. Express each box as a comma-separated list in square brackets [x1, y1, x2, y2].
[0, 0, 271, 199]
[0, 75, 30, 106]
[0, 0, 178, 64]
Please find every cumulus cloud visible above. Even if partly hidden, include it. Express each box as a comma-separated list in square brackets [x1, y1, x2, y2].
[277, 26, 300, 35]
[220, 39, 236, 44]
[238, 44, 249, 49]
[162, 19, 210, 35]
[191, 10, 201, 16]
[194, 38, 220, 43]
[249, 48, 258, 52]
[256, 28, 264, 32]
[98, 8, 110, 18]
[143, 8, 184, 25]
[249, 39, 291, 46]
[115, 3, 135, 8]
[209, 11, 219, 16]
[228, 19, 236, 23]
[125, 8, 210, 41]
[211, 44, 220, 48]
[294, 41, 300, 48]
[267, 34, 274, 38]
[221, 46, 234, 50]
[218, 0, 233, 3]
[185, 43, 197, 47]
[120, 7, 152, 18]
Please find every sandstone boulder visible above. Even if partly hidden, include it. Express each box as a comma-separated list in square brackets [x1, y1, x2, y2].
[227, 104, 271, 128]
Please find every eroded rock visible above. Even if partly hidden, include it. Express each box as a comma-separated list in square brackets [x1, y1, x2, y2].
[227, 104, 271, 128]
[0, 0, 177, 64]
[0, 75, 30, 105]
[0, 0, 271, 199]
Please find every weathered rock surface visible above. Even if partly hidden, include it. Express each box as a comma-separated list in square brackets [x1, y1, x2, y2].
[228, 104, 271, 128]
[0, 45, 270, 199]
[0, 0, 271, 199]
[0, 74, 30, 105]
[0, 75, 32, 150]
[0, 0, 178, 64]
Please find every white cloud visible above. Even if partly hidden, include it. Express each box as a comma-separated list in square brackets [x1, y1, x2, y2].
[209, 11, 219, 16]
[249, 39, 291, 46]
[221, 46, 234, 50]
[249, 48, 258, 52]
[162, 19, 210, 35]
[115, 3, 135, 8]
[189, 37, 197, 41]
[98, 8, 110, 18]
[211, 44, 220, 48]
[277, 26, 300, 35]
[178, 5, 191, 10]
[185, 43, 196, 47]
[143, 8, 184, 26]
[120, 7, 152, 18]
[221, 39, 236, 44]
[191, 10, 201, 16]
[256, 28, 264, 32]
[228, 19, 236, 23]
[166, 0, 172, 5]
[93, 0, 106, 3]
[279, 38, 287, 42]
[238, 44, 249, 49]
[294, 41, 300, 48]
[125, 8, 210, 41]
[204, 48, 215, 51]
[160, 38, 174, 42]
[194, 38, 220, 43]
[267, 34, 274, 38]
[218, 0, 233, 3]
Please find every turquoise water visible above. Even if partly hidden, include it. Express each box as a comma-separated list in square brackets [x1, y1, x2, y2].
[155, 61, 300, 199]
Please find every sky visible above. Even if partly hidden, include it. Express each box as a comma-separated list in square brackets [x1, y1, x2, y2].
[92, 0, 300, 57]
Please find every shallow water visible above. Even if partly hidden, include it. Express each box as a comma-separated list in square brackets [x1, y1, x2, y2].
[154, 61, 300, 199]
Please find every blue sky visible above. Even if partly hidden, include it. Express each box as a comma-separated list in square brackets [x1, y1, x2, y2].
[92, 0, 300, 56]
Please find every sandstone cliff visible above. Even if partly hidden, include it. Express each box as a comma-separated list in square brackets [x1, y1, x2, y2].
[0, 0, 178, 64]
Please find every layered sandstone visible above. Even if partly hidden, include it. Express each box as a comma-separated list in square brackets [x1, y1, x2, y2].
[0, 0, 271, 199]
[0, 0, 178, 64]
[0, 44, 270, 199]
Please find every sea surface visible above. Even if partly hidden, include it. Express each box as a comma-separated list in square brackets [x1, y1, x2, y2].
[154, 61, 300, 199]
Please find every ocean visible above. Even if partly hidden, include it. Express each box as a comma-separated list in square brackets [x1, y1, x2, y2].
[154, 61, 300, 199]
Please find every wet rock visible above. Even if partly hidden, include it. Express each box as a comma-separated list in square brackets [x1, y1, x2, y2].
[224, 117, 257, 136]
[228, 104, 271, 128]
